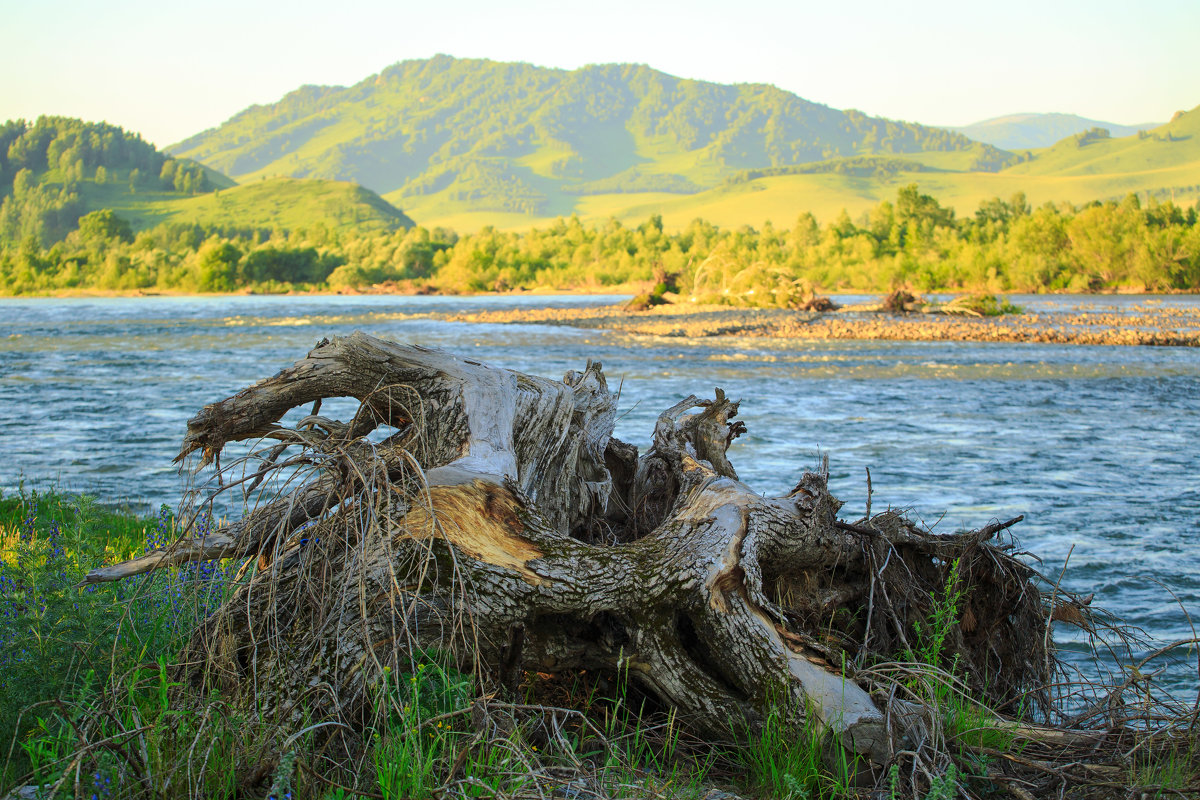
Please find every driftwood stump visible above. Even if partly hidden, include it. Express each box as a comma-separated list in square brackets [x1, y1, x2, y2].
[86, 332, 1050, 764]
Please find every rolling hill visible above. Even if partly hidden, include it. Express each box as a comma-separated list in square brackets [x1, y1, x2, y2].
[1004, 106, 1200, 177]
[951, 113, 1162, 150]
[0, 117, 413, 247]
[589, 108, 1200, 229]
[170, 55, 1011, 221]
[505, 108, 1200, 232]
[94, 176, 415, 233]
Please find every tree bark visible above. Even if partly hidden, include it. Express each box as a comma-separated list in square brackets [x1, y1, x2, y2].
[86, 332, 1050, 764]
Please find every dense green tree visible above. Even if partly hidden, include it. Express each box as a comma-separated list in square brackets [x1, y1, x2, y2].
[0, 180, 1196, 296]
[194, 240, 242, 292]
[77, 209, 133, 247]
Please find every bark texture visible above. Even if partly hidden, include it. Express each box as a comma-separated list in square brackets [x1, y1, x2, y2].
[86, 332, 1051, 763]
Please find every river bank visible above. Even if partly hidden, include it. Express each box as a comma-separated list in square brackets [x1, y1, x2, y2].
[4, 295, 1199, 797]
[442, 300, 1200, 347]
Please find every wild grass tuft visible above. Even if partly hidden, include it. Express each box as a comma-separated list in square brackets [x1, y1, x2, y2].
[0, 489, 235, 790]
[736, 699, 858, 799]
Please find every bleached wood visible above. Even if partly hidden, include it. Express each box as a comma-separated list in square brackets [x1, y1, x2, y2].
[88, 332, 1047, 765]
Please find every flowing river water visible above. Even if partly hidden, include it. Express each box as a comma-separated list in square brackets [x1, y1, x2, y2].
[3, 294, 1199, 694]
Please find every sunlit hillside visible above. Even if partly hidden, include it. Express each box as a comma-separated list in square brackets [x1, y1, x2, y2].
[1005, 105, 1200, 177]
[103, 177, 414, 233]
[400, 110, 1200, 232]
[163, 58, 1200, 234]
[170, 55, 1008, 220]
[0, 117, 413, 248]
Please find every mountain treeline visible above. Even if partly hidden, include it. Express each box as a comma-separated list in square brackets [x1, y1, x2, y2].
[2, 185, 1197, 296]
[0, 117, 213, 247]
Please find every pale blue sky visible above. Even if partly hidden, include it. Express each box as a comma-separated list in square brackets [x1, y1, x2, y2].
[1, 0, 1197, 147]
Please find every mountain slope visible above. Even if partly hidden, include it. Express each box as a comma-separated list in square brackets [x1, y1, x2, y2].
[171, 55, 1010, 218]
[1004, 106, 1200, 177]
[99, 177, 415, 233]
[0, 116, 413, 247]
[953, 113, 1161, 150]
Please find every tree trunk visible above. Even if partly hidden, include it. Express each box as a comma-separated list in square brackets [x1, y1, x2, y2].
[85, 332, 1050, 764]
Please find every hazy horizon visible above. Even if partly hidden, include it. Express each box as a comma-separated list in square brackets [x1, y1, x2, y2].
[2, 0, 1197, 147]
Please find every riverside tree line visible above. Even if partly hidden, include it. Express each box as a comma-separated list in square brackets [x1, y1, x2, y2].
[1, 117, 1198, 298]
[3, 187, 1198, 297]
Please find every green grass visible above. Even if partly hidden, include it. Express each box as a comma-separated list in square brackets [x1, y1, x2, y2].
[1128, 741, 1200, 799]
[1005, 105, 1200, 177]
[70, 174, 413, 235]
[0, 489, 231, 788]
[4, 491, 1196, 798]
[17, 657, 252, 798]
[407, 157, 1200, 233]
[736, 700, 858, 800]
[147, 177, 413, 233]
[0, 496, 725, 798]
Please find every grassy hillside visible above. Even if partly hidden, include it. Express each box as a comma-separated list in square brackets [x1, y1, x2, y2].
[395, 110, 1200, 233]
[952, 112, 1162, 150]
[596, 164, 1200, 233]
[1004, 106, 1200, 176]
[171, 55, 1006, 218]
[168, 58, 1200, 234]
[402, 166, 1200, 235]
[0, 117, 414, 249]
[96, 177, 414, 233]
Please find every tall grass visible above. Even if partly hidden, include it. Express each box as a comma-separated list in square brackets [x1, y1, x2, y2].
[736, 698, 858, 799]
[5, 489, 1196, 798]
[367, 656, 720, 800]
[0, 489, 232, 788]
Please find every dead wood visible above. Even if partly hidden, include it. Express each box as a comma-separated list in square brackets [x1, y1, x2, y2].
[86, 332, 1055, 769]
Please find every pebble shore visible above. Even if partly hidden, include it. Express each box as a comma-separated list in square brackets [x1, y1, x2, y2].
[442, 301, 1200, 347]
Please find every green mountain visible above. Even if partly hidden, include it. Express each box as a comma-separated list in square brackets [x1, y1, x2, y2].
[0, 116, 413, 248]
[170, 55, 1011, 220]
[952, 113, 1162, 150]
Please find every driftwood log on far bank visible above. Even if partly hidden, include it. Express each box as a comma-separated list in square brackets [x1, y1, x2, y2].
[85, 332, 1051, 765]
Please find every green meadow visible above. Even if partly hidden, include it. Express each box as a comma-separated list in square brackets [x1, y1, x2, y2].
[90, 176, 413, 234]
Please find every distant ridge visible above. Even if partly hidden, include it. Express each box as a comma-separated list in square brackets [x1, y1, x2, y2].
[1004, 104, 1200, 177]
[952, 113, 1161, 150]
[170, 55, 1010, 219]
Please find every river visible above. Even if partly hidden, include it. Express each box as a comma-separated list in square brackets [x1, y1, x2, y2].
[3, 294, 1199, 693]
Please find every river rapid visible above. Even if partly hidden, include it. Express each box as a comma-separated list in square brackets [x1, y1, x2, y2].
[3, 294, 1199, 693]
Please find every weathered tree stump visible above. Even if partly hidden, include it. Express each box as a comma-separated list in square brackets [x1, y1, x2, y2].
[86, 332, 1050, 764]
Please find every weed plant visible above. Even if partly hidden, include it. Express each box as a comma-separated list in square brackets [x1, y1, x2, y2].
[938, 293, 1023, 316]
[0, 489, 234, 788]
[5, 488, 1197, 798]
[736, 698, 858, 799]
[366, 657, 718, 800]
[896, 559, 1017, 791]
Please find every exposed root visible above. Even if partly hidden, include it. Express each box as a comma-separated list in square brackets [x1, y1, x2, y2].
[59, 333, 1199, 799]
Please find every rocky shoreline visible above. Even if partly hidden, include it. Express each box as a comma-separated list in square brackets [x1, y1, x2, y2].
[443, 301, 1200, 347]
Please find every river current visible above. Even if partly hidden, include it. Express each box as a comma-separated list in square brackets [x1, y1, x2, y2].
[3, 294, 1199, 692]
